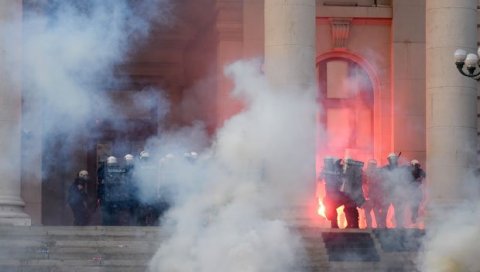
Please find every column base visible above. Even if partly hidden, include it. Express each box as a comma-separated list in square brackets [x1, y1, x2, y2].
[0, 196, 31, 226]
[0, 216, 31, 226]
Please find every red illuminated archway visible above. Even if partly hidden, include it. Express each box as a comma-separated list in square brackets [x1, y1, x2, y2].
[315, 51, 384, 228]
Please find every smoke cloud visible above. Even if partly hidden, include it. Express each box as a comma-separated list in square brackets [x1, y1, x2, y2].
[147, 59, 317, 272]
[417, 170, 480, 272]
[0, 0, 174, 198]
[18, 0, 172, 135]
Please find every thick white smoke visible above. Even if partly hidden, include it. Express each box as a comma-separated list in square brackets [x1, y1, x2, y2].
[147, 60, 317, 272]
[417, 169, 480, 272]
[419, 201, 480, 272]
[18, 0, 171, 135]
[0, 0, 173, 189]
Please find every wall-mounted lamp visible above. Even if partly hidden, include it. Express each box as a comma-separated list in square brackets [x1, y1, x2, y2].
[454, 48, 480, 81]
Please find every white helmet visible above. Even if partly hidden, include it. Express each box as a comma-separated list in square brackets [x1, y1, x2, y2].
[387, 153, 398, 158]
[78, 170, 89, 179]
[411, 159, 420, 166]
[140, 151, 150, 159]
[124, 154, 134, 161]
[387, 153, 399, 167]
[107, 156, 117, 164]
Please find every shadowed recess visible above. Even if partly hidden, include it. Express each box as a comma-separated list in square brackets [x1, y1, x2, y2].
[373, 229, 425, 252]
[321, 232, 380, 262]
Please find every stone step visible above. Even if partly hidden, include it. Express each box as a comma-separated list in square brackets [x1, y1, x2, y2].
[0, 226, 162, 237]
[0, 239, 161, 248]
[0, 265, 148, 272]
[0, 259, 147, 266]
[0, 226, 423, 272]
[0, 245, 158, 255]
[0, 251, 154, 261]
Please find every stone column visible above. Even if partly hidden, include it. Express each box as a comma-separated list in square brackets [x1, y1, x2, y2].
[264, 0, 317, 225]
[426, 0, 477, 211]
[264, 0, 316, 91]
[392, 0, 426, 165]
[0, 0, 31, 225]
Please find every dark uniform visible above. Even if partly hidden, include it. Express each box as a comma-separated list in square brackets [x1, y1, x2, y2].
[381, 153, 410, 228]
[97, 157, 129, 225]
[124, 162, 139, 225]
[68, 177, 89, 226]
[409, 160, 426, 224]
[135, 152, 166, 226]
[96, 161, 106, 222]
[363, 160, 388, 228]
[342, 158, 365, 229]
[320, 157, 357, 228]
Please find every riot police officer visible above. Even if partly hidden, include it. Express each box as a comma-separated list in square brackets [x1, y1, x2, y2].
[409, 159, 426, 224]
[98, 156, 130, 225]
[382, 152, 409, 228]
[124, 154, 138, 225]
[68, 170, 90, 226]
[342, 158, 365, 228]
[363, 159, 388, 228]
[319, 157, 358, 228]
[136, 150, 162, 226]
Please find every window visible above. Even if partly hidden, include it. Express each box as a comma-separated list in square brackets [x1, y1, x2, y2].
[318, 58, 374, 159]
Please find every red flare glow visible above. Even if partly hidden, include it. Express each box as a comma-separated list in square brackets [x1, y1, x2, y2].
[317, 198, 326, 219]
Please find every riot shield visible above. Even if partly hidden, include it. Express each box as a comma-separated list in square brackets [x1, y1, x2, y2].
[103, 165, 128, 203]
[343, 158, 365, 207]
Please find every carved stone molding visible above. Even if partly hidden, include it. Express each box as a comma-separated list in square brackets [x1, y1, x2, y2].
[330, 18, 352, 50]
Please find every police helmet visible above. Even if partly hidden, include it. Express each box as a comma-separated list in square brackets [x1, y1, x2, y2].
[387, 153, 398, 166]
[107, 156, 117, 164]
[140, 151, 150, 160]
[124, 154, 134, 162]
[387, 153, 398, 159]
[78, 170, 89, 179]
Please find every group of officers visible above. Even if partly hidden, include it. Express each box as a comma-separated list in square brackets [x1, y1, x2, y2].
[68, 150, 426, 228]
[68, 151, 192, 226]
[319, 152, 426, 229]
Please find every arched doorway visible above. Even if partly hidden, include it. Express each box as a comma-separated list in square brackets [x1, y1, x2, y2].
[315, 53, 378, 228]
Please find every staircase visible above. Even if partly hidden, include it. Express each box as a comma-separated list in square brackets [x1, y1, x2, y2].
[0, 226, 162, 272]
[0, 226, 423, 272]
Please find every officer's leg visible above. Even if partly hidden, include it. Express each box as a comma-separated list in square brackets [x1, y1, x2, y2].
[374, 201, 387, 228]
[78, 204, 89, 226]
[111, 203, 120, 226]
[136, 204, 147, 226]
[338, 193, 359, 229]
[393, 199, 405, 228]
[410, 189, 422, 223]
[344, 206, 359, 229]
[102, 203, 114, 226]
[363, 201, 373, 228]
[71, 205, 81, 226]
[129, 201, 138, 226]
[324, 196, 339, 228]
